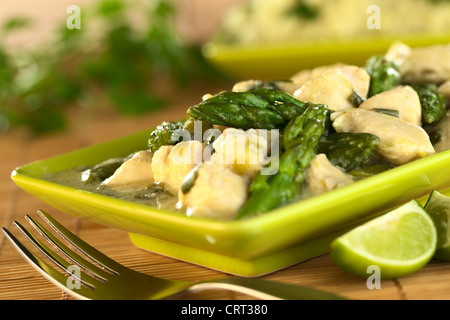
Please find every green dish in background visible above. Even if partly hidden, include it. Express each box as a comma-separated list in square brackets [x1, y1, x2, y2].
[203, 34, 450, 80]
[10, 128, 450, 276]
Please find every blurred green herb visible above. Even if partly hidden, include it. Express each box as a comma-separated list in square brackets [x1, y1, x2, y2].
[0, 0, 226, 134]
[286, 0, 319, 20]
[2, 17, 32, 33]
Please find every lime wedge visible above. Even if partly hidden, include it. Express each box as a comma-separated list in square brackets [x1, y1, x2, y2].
[330, 200, 437, 279]
[424, 190, 450, 261]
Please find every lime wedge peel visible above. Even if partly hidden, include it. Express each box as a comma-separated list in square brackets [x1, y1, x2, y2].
[330, 200, 437, 280]
[424, 190, 450, 261]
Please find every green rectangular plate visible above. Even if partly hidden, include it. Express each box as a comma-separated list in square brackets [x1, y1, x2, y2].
[11, 128, 450, 276]
[204, 34, 450, 80]
[126, 189, 433, 277]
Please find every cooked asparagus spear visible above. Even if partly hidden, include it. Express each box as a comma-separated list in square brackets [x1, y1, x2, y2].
[82, 157, 127, 183]
[348, 90, 366, 107]
[147, 121, 185, 153]
[237, 104, 330, 219]
[318, 133, 380, 171]
[412, 84, 446, 125]
[186, 88, 310, 129]
[364, 55, 401, 97]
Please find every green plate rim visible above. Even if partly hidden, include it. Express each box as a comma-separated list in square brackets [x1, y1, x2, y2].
[11, 127, 450, 259]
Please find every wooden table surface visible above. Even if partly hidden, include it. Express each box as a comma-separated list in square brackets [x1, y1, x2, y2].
[0, 83, 450, 301]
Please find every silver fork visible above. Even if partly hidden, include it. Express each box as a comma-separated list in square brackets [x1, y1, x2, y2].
[2, 210, 344, 300]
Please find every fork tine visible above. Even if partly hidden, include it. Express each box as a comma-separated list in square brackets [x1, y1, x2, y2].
[25, 215, 110, 282]
[37, 210, 121, 275]
[11, 221, 97, 290]
[1, 227, 96, 300]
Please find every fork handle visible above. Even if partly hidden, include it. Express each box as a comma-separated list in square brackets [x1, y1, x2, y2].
[187, 278, 344, 300]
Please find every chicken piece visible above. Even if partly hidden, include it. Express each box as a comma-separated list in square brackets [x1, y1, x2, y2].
[331, 109, 435, 165]
[151, 140, 203, 195]
[232, 79, 261, 92]
[232, 79, 301, 96]
[150, 145, 172, 186]
[311, 64, 370, 98]
[202, 93, 215, 101]
[178, 162, 249, 220]
[306, 154, 354, 194]
[293, 70, 355, 111]
[385, 41, 412, 67]
[438, 80, 450, 106]
[210, 128, 279, 178]
[359, 86, 422, 125]
[102, 150, 154, 188]
[290, 69, 312, 86]
[400, 44, 450, 84]
[292, 64, 370, 98]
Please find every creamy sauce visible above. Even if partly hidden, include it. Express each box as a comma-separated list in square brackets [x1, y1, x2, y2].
[45, 167, 181, 212]
[44, 158, 392, 215]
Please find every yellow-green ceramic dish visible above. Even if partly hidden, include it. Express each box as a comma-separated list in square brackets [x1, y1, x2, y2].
[11, 128, 450, 276]
[204, 34, 450, 80]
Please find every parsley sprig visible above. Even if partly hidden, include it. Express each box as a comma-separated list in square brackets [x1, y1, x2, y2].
[0, 0, 226, 134]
